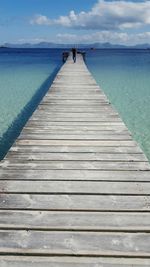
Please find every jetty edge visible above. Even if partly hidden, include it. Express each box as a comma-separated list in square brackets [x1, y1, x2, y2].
[0, 53, 150, 266]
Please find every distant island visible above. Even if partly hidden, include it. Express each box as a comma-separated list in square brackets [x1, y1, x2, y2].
[0, 45, 9, 49]
[0, 42, 150, 49]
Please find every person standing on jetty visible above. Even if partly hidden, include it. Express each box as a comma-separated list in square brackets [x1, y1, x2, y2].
[72, 48, 77, 63]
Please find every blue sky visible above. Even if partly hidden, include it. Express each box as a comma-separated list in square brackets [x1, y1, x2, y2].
[0, 0, 150, 44]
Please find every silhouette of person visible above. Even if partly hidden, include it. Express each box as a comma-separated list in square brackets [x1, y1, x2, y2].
[72, 48, 77, 63]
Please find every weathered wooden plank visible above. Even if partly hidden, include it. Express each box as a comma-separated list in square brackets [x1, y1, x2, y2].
[1, 161, 150, 171]
[42, 96, 107, 99]
[0, 194, 150, 211]
[1, 210, 150, 231]
[37, 103, 113, 108]
[55, 75, 94, 78]
[40, 101, 112, 106]
[18, 134, 132, 141]
[22, 130, 130, 136]
[26, 121, 125, 126]
[0, 169, 149, 181]
[6, 152, 147, 162]
[21, 130, 129, 136]
[55, 74, 94, 78]
[51, 88, 102, 91]
[0, 230, 150, 256]
[53, 81, 98, 85]
[49, 89, 102, 93]
[35, 109, 117, 114]
[25, 122, 127, 128]
[31, 115, 121, 120]
[54, 79, 96, 82]
[51, 84, 101, 87]
[48, 94, 106, 98]
[23, 125, 128, 130]
[49, 92, 105, 96]
[30, 118, 122, 122]
[39, 104, 113, 108]
[53, 78, 96, 81]
[0, 256, 150, 267]
[15, 140, 137, 146]
[10, 145, 143, 154]
[36, 103, 113, 107]
[37, 109, 117, 114]
[31, 113, 119, 118]
[0, 180, 150, 194]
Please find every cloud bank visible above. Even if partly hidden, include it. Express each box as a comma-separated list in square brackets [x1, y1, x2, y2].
[30, 0, 150, 30]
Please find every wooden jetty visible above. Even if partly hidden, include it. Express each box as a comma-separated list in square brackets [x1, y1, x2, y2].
[0, 54, 150, 266]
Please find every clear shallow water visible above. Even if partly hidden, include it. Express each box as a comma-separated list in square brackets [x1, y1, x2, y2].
[86, 49, 150, 160]
[0, 48, 63, 159]
[1, 48, 150, 161]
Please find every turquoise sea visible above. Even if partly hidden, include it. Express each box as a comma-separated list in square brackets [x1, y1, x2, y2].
[0, 48, 150, 160]
[86, 49, 150, 161]
[0, 48, 62, 159]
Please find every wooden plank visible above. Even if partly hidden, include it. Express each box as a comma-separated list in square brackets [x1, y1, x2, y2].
[40, 102, 112, 107]
[6, 152, 147, 162]
[49, 89, 102, 92]
[31, 113, 119, 118]
[51, 84, 101, 87]
[52, 82, 98, 85]
[0, 180, 150, 194]
[42, 95, 107, 99]
[0, 230, 150, 256]
[22, 129, 129, 135]
[39, 103, 111, 107]
[23, 125, 128, 130]
[0, 169, 149, 181]
[35, 109, 117, 114]
[18, 134, 132, 141]
[1, 161, 150, 171]
[15, 140, 137, 146]
[26, 121, 125, 126]
[0, 256, 150, 267]
[30, 118, 122, 122]
[10, 145, 143, 154]
[1, 210, 150, 231]
[35, 110, 118, 115]
[0, 194, 150, 211]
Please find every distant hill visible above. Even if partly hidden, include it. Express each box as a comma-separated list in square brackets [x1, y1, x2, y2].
[134, 43, 150, 49]
[1, 42, 150, 49]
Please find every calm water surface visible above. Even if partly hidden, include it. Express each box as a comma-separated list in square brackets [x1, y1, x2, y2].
[0, 48, 63, 159]
[86, 49, 150, 160]
[0, 48, 150, 160]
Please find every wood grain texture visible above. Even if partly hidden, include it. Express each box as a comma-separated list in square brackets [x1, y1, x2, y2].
[1, 210, 150, 231]
[0, 230, 150, 256]
[0, 169, 149, 181]
[0, 53, 150, 264]
[0, 256, 150, 267]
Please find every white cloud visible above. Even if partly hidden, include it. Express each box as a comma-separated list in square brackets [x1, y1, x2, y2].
[30, 15, 52, 25]
[30, 0, 150, 30]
